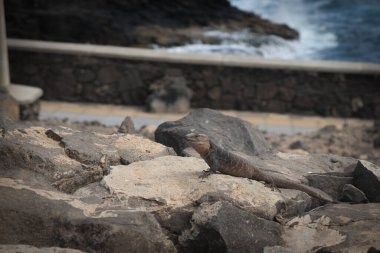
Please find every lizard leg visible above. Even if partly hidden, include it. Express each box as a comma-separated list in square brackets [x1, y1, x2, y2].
[266, 177, 281, 193]
[199, 168, 214, 178]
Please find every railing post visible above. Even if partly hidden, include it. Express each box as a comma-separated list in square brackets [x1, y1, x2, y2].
[0, 0, 10, 88]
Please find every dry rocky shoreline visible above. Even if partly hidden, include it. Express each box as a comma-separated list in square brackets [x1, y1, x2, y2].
[1, 108, 380, 253]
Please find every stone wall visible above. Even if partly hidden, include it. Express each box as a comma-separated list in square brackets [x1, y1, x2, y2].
[8, 50, 380, 118]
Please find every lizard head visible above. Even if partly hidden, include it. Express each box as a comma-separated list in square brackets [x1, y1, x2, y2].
[185, 133, 210, 157]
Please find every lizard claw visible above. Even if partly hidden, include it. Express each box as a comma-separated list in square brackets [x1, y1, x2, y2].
[199, 169, 213, 179]
[265, 182, 281, 192]
[272, 186, 282, 193]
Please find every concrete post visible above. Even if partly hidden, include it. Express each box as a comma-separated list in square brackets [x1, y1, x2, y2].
[0, 0, 10, 88]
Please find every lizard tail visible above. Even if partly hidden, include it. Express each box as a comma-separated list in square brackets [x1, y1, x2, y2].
[296, 183, 335, 203]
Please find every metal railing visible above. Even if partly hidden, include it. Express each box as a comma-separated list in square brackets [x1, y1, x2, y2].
[8, 38, 380, 75]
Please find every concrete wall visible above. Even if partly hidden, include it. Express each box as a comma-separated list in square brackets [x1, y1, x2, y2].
[8, 39, 380, 118]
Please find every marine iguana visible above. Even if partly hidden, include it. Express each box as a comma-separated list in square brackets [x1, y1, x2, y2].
[185, 133, 334, 203]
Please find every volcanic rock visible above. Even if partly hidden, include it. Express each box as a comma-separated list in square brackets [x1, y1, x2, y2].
[0, 126, 174, 193]
[155, 108, 271, 156]
[282, 203, 380, 252]
[102, 156, 311, 220]
[179, 201, 283, 253]
[352, 160, 380, 202]
[5, 0, 299, 48]
[339, 184, 369, 203]
[0, 178, 176, 253]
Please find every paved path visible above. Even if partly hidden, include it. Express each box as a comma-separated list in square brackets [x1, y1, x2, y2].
[40, 101, 372, 135]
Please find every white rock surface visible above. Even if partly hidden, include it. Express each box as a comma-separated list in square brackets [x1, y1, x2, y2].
[103, 156, 310, 219]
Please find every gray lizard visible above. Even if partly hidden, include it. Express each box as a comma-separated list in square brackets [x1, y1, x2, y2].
[185, 133, 334, 203]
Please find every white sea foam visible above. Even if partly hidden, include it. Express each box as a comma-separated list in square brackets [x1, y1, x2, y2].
[230, 0, 338, 59]
[159, 0, 339, 61]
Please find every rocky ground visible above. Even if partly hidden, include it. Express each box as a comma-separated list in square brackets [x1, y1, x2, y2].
[1, 109, 380, 253]
[6, 0, 298, 48]
[22, 116, 380, 166]
[264, 124, 380, 166]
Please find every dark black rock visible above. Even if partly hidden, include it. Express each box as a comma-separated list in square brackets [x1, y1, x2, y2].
[352, 160, 380, 203]
[339, 184, 369, 203]
[374, 119, 380, 131]
[155, 108, 271, 156]
[374, 136, 380, 148]
[368, 247, 380, 253]
[289, 140, 308, 150]
[45, 129, 63, 142]
[180, 201, 282, 253]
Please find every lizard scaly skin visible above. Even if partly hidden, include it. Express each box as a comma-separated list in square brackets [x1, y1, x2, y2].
[186, 133, 334, 203]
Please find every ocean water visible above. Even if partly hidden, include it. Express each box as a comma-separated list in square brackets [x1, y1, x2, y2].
[165, 0, 380, 63]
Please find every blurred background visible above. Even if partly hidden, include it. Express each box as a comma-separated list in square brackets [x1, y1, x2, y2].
[4, 0, 380, 62]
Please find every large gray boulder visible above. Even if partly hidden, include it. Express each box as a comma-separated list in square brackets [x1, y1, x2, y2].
[0, 178, 176, 253]
[155, 108, 271, 156]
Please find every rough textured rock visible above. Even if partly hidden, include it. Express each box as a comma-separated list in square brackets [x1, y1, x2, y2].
[289, 140, 308, 150]
[52, 127, 175, 165]
[179, 201, 283, 253]
[0, 245, 85, 253]
[265, 124, 380, 165]
[0, 126, 174, 193]
[103, 156, 312, 220]
[118, 116, 136, 134]
[2, 116, 380, 252]
[155, 108, 271, 156]
[353, 160, 380, 202]
[0, 127, 99, 193]
[0, 88, 19, 122]
[138, 124, 157, 140]
[339, 184, 368, 203]
[283, 203, 380, 252]
[306, 174, 353, 201]
[0, 112, 17, 135]
[0, 178, 176, 253]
